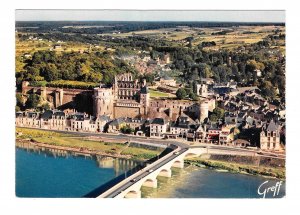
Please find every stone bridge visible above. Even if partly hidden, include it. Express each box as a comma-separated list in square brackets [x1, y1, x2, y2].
[98, 147, 207, 198]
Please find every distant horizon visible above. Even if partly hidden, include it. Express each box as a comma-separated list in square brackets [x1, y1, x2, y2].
[15, 20, 285, 24]
[15, 10, 285, 23]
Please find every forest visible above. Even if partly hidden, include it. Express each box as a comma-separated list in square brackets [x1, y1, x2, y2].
[16, 22, 285, 103]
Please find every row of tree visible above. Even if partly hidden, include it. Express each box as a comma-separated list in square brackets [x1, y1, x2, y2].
[16, 50, 136, 88]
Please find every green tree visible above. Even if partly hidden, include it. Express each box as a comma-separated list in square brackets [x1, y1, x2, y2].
[246, 60, 265, 73]
[211, 107, 225, 119]
[189, 92, 198, 101]
[25, 94, 40, 109]
[120, 125, 134, 134]
[16, 93, 24, 108]
[15, 106, 21, 112]
[261, 81, 276, 100]
[143, 73, 155, 85]
[209, 114, 218, 122]
[40, 103, 50, 111]
[176, 88, 187, 100]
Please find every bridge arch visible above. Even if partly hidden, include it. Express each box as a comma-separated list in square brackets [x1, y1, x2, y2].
[184, 152, 199, 158]
[158, 168, 172, 177]
[142, 178, 158, 188]
[172, 159, 184, 168]
[124, 190, 141, 198]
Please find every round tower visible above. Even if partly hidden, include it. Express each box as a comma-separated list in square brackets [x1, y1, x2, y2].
[200, 101, 209, 122]
[93, 86, 114, 117]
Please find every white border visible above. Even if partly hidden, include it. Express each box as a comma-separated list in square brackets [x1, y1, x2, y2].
[1, 1, 300, 215]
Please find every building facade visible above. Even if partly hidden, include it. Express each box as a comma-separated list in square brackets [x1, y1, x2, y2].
[260, 120, 282, 151]
[93, 73, 150, 119]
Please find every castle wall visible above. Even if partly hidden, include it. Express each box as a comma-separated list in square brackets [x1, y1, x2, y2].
[150, 99, 199, 114]
[21, 83, 93, 113]
[114, 106, 141, 119]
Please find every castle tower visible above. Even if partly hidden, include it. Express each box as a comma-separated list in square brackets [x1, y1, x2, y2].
[93, 85, 114, 117]
[140, 79, 150, 115]
[199, 101, 209, 122]
[40, 86, 47, 101]
[54, 88, 64, 108]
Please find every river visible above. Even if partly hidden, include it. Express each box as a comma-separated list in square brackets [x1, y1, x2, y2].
[16, 147, 285, 198]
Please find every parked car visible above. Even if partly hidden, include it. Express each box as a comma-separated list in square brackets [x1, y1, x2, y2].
[130, 178, 137, 182]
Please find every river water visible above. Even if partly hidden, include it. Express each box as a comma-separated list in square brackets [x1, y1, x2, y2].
[16, 147, 285, 198]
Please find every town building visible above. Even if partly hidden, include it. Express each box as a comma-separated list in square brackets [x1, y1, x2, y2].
[260, 120, 282, 151]
[150, 118, 168, 138]
[170, 116, 195, 138]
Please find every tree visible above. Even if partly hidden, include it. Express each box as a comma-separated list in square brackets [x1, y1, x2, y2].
[189, 92, 198, 101]
[120, 125, 134, 134]
[16, 93, 24, 108]
[176, 88, 187, 100]
[260, 81, 276, 100]
[209, 114, 218, 122]
[213, 107, 225, 119]
[15, 106, 21, 112]
[143, 73, 155, 85]
[40, 103, 50, 111]
[25, 94, 40, 109]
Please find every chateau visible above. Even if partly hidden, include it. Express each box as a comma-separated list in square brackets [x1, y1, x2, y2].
[93, 73, 210, 123]
[93, 73, 150, 119]
[17, 74, 285, 152]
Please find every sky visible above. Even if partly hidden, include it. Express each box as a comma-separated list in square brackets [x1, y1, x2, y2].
[15, 10, 285, 22]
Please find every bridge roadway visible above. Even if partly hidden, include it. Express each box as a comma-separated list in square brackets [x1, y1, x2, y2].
[102, 147, 189, 198]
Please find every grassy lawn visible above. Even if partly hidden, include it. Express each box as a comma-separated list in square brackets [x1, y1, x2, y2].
[149, 89, 172, 98]
[186, 157, 285, 179]
[121, 147, 161, 160]
[16, 127, 162, 160]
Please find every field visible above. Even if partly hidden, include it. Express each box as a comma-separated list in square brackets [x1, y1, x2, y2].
[16, 127, 162, 160]
[103, 25, 285, 51]
[16, 25, 285, 60]
[149, 89, 173, 98]
[15, 37, 104, 58]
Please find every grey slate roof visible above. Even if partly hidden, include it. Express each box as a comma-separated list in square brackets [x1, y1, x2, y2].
[140, 86, 149, 94]
[109, 118, 126, 126]
[151, 118, 166, 125]
[266, 120, 279, 132]
[16, 112, 23, 118]
[97, 115, 111, 122]
[41, 110, 65, 120]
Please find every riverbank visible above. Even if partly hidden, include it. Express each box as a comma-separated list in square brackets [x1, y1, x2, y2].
[185, 157, 285, 180]
[16, 127, 163, 161]
[16, 127, 286, 180]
